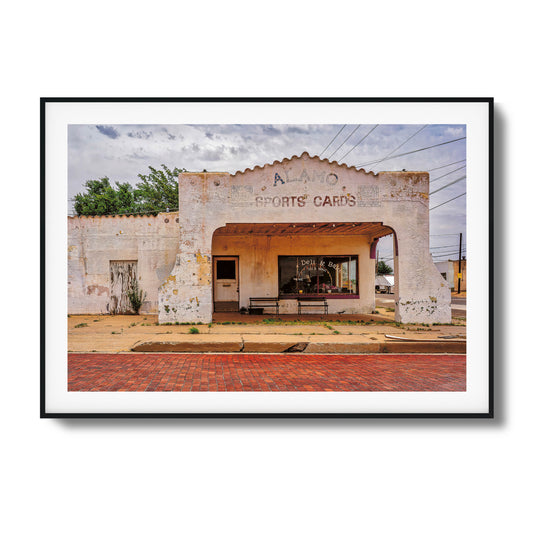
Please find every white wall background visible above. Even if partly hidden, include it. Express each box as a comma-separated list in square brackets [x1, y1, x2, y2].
[0, 2, 526, 532]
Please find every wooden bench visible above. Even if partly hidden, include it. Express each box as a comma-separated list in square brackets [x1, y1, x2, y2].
[297, 297, 328, 315]
[248, 297, 280, 316]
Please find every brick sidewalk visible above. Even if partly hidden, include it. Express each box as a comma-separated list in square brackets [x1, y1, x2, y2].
[68, 353, 466, 392]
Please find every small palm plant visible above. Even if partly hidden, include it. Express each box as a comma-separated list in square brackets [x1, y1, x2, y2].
[127, 279, 147, 314]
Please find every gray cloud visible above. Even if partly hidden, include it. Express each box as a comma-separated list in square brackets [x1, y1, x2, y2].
[162, 127, 176, 140]
[262, 125, 282, 136]
[127, 151, 150, 160]
[127, 130, 153, 139]
[184, 143, 201, 153]
[200, 145, 227, 161]
[95, 125, 120, 139]
[229, 145, 250, 157]
[286, 125, 312, 134]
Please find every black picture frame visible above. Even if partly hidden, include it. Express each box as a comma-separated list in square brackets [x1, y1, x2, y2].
[41, 97, 493, 418]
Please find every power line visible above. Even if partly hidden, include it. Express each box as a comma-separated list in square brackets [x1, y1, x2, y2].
[380, 245, 466, 261]
[319, 125, 346, 157]
[429, 175, 466, 196]
[430, 164, 466, 183]
[338, 124, 380, 163]
[432, 246, 466, 253]
[429, 192, 466, 211]
[368, 125, 427, 171]
[432, 248, 466, 254]
[356, 136, 466, 167]
[432, 251, 466, 259]
[430, 244, 465, 250]
[432, 251, 467, 258]
[428, 159, 466, 172]
[327, 125, 361, 159]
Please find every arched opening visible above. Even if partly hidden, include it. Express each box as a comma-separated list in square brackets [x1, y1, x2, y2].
[211, 222, 394, 316]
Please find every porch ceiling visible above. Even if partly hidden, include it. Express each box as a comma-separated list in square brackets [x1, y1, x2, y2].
[214, 222, 393, 238]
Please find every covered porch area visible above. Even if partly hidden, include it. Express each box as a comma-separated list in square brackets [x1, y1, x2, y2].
[212, 221, 394, 315]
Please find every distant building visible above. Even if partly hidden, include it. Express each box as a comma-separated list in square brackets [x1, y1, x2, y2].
[434, 259, 466, 292]
[375, 275, 394, 294]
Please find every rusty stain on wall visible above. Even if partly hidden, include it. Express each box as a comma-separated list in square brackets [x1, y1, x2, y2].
[86, 285, 109, 296]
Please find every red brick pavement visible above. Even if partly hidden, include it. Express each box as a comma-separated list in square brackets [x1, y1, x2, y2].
[68, 353, 466, 392]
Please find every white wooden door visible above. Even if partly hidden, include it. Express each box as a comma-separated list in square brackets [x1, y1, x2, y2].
[213, 257, 239, 311]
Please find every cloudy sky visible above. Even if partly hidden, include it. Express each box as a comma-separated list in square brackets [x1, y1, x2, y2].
[68, 123, 467, 264]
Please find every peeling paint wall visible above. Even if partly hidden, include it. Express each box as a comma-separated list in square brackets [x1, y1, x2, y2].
[68, 212, 179, 314]
[158, 153, 451, 323]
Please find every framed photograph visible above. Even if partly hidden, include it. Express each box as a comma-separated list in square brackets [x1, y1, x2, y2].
[41, 97, 493, 417]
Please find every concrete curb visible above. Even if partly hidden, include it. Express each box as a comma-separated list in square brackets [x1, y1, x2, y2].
[131, 339, 466, 354]
[131, 340, 244, 352]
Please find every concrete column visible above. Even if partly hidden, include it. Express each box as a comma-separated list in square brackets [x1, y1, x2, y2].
[393, 226, 451, 324]
[157, 172, 227, 324]
[158, 250, 214, 324]
[393, 235, 400, 318]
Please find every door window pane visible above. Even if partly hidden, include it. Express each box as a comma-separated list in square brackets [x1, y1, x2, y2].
[216, 260, 236, 280]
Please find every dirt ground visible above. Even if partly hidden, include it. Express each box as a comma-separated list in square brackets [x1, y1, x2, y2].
[68, 308, 466, 353]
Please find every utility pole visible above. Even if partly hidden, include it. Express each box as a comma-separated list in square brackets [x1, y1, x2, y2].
[457, 232, 462, 294]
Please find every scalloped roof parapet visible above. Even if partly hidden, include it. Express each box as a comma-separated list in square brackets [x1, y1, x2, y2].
[231, 152, 377, 178]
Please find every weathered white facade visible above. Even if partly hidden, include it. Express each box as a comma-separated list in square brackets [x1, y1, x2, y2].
[68, 212, 180, 314]
[158, 153, 451, 323]
[68, 153, 451, 323]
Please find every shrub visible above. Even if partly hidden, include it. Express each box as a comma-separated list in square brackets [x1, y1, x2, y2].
[189, 327, 200, 334]
[127, 280, 146, 314]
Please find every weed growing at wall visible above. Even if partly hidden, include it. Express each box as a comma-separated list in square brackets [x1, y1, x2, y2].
[127, 280, 146, 314]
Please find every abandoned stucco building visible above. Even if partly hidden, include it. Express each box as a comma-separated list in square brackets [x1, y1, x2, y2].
[68, 153, 451, 323]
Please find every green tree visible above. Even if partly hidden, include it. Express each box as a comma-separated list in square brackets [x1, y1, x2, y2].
[376, 261, 393, 275]
[135, 164, 182, 213]
[73, 165, 185, 216]
[73, 177, 120, 216]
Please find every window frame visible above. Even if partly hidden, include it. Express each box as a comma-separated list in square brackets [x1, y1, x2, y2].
[278, 255, 360, 299]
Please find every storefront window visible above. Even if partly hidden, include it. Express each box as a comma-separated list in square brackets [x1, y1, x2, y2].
[278, 256, 358, 296]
